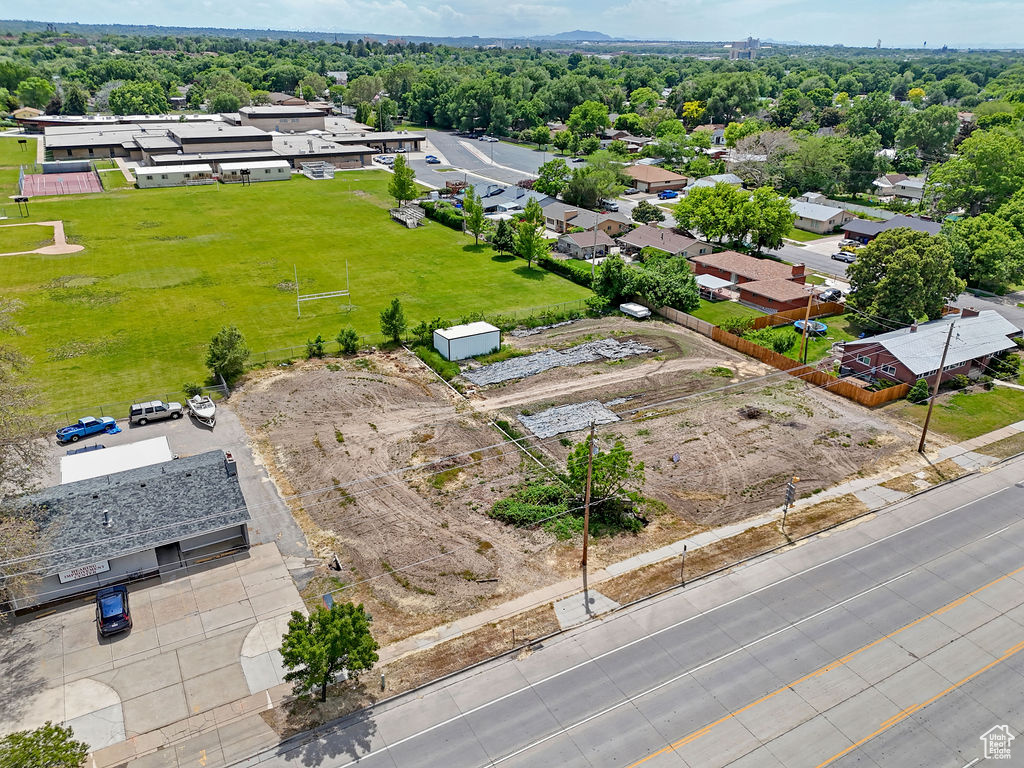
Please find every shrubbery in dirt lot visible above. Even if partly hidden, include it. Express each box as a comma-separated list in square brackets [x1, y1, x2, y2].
[412, 344, 460, 380]
[336, 327, 360, 354]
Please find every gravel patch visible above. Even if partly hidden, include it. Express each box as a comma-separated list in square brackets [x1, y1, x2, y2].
[463, 338, 656, 386]
[518, 400, 621, 438]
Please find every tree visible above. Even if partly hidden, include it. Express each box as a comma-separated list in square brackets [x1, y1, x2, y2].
[566, 438, 645, 509]
[0, 722, 90, 768]
[628, 87, 660, 112]
[552, 130, 575, 154]
[16, 77, 55, 109]
[491, 217, 515, 255]
[628, 255, 701, 312]
[354, 101, 373, 125]
[680, 100, 706, 128]
[305, 335, 326, 359]
[846, 91, 904, 148]
[531, 125, 551, 147]
[205, 325, 249, 385]
[567, 100, 609, 136]
[462, 185, 488, 245]
[723, 119, 768, 147]
[614, 112, 645, 134]
[109, 81, 169, 115]
[59, 83, 87, 116]
[209, 91, 241, 113]
[280, 602, 379, 702]
[379, 298, 407, 344]
[728, 130, 796, 188]
[944, 214, 1024, 292]
[846, 229, 965, 329]
[672, 183, 746, 242]
[925, 129, 1024, 216]
[514, 218, 548, 270]
[746, 187, 796, 252]
[648, 131, 709, 166]
[895, 105, 958, 161]
[534, 158, 571, 196]
[578, 136, 601, 155]
[631, 199, 665, 224]
[782, 135, 847, 194]
[387, 154, 417, 207]
[593, 254, 631, 304]
[337, 327, 360, 354]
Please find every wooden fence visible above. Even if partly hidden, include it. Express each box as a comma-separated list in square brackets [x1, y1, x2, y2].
[751, 302, 846, 330]
[653, 305, 715, 337]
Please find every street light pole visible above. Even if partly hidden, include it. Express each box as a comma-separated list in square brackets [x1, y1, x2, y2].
[918, 321, 956, 453]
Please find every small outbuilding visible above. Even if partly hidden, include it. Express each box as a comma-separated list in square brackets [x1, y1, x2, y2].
[218, 159, 292, 183]
[135, 163, 213, 188]
[433, 321, 501, 361]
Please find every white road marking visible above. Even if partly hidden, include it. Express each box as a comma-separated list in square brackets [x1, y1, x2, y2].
[984, 524, 1012, 539]
[286, 483, 1014, 768]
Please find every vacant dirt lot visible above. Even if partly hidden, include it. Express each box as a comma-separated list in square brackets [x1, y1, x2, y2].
[235, 317, 918, 643]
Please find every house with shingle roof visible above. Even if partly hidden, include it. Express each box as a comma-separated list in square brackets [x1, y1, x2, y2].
[616, 225, 712, 258]
[689, 250, 806, 285]
[557, 229, 617, 259]
[622, 164, 688, 194]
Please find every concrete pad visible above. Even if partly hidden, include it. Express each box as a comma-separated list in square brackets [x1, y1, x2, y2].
[91, 738, 135, 768]
[125, 600, 157, 633]
[122, 683, 188, 736]
[109, 628, 161, 663]
[63, 642, 113, 678]
[61, 618, 101, 654]
[952, 450, 999, 470]
[199, 600, 255, 634]
[672, 714, 762, 768]
[248, 584, 303, 617]
[193, 578, 247, 614]
[790, 663, 870, 713]
[553, 589, 620, 629]
[5, 684, 65, 733]
[183, 664, 251, 714]
[150, 590, 199, 623]
[65, 702, 125, 751]
[95, 651, 182, 702]
[176, 627, 248, 679]
[892, 617, 960, 658]
[873, 660, 951, 709]
[63, 677, 120, 721]
[241, 652, 283, 695]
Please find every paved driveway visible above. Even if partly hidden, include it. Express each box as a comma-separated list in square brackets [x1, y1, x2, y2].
[0, 544, 305, 753]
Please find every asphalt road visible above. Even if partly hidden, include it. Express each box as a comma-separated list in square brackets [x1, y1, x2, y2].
[240, 455, 1024, 767]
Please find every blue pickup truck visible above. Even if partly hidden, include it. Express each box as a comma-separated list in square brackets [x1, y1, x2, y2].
[56, 416, 117, 443]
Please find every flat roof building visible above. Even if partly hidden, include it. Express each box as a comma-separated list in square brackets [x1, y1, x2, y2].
[239, 105, 327, 133]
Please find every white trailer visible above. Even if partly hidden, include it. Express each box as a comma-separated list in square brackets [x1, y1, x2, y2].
[619, 302, 652, 319]
[433, 321, 501, 361]
[135, 163, 214, 188]
[218, 159, 292, 183]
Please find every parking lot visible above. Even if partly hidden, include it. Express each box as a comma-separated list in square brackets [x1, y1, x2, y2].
[0, 543, 304, 755]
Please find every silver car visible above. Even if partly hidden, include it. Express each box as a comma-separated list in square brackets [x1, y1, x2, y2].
[129, 400, 183, 426]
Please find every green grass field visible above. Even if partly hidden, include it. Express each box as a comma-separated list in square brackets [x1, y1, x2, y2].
[886, 386, 1024, 441]
[2, 171, 589, 412]
[0, 135, 36, 167]
[0, 223, 53, 253]
[785, 227, 830, 242]
[689, 299, 765, 326]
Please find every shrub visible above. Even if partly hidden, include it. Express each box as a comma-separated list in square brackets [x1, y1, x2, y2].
[585, 295, 610, 316]
[305, 334, 326, 359]
[419, 200, 464, 230]
[907, 378, 931, 403]
[182, 382, 204, 397]
[336, 327, 360, 355]
[719, 316, 755, 335]
[743, 327, 797, 354]
[536, 253, 594, 288]
[987, 350, 1021, 380]
[948, 374, 971, 390]
[413, 344, 460, 380]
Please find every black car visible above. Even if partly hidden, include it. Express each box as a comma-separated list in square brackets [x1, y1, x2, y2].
[95, 585, 132, 637]
[819, 288, 843, 302]
[831, 251, 856, 263]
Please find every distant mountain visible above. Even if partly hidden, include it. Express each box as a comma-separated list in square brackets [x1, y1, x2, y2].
[537, 30, 614, 41]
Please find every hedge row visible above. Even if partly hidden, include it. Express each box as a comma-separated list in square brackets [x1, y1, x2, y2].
[419, 200, 465, 230]
[536, 253, 594, 289]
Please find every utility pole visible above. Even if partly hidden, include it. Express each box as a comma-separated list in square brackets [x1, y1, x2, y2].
[781, 476, 799, 538]
[580, 421, 596, 570]
[799, 292, 814, 365]
[680, 544, 687, 586]
[918, 321, 956, 453]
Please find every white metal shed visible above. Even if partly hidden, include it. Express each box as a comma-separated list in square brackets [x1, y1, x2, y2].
[135, 163, 213, 188]
[433, 322, 501, 361]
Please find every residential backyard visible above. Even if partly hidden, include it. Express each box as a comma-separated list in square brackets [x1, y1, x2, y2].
[785, 227, 830, 242]
[1, 171, 590, 412]
[886, 385, 1024, 441]
[782, 313, 862, 363]
[689, 298, 765, 326]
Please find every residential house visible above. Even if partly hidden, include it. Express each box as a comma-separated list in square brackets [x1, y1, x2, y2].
[842, 214, 942, 243]
[473, 186, 551, 214]
[872, 173, 908, 197]
[737, 278, 814, 313]
[540, 200, 631, 236]
[893, 177, 925, 202]
[789, 200, 856, 234]
[694, 123, 727, 145]
[623, 164, 688, 194]
[11, 106, 43, 120]
[617, 225, 712, 258]
[690, 250, 806, 285]
[684, 172, 744, 194]
[840, 309, 1020, 386]
[268, 92, 309, 106]
[557, 229, 617, 259]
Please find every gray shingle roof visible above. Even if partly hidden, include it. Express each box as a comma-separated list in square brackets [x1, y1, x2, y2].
[844, 310, 1020, 376]
[844, 215, 942, 238]
[8, 451, 249, 575]
[790, 200, 845, 222]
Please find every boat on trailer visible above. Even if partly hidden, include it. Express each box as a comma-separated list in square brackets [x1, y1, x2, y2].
[186, 394, 216, 427]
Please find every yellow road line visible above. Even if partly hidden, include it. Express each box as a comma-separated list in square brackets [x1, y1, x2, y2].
[623, 564, 1024, 768]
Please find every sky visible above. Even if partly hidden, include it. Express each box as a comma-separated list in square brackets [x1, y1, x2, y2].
[16, 0, 1024, 48]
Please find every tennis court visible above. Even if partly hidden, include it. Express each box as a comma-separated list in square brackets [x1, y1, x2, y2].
[21, 171, 103, 197]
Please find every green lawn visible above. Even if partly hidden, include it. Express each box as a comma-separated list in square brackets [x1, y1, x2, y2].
[886, 386, 1024, 441]
[0, 136, 36, 167]
[805, 273, 826, 285]
[689, 299, 765, 326]
[99, 170, 135, 191]
[2, 171, 589, 412]
[785, 227, 830, 242]
[782, 313, 862, 363]
[0, 223, 54, 253]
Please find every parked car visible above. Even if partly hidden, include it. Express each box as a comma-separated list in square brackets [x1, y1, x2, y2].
[570, 157, 586, 163]
[831, 251, 857, 263]
[657, 190, 678, 200]
[479, 135, 499, 142]
[819, 288, 843, 302]
[129, 400, 183, 426]
[624, 187, 639, 195]
[424, 155, 440, 164]
[95, 585, 132, 637]
[839, 239, 861, 247]
[600, 199, 620, 212]
[393, 147, 408, 153]
[56, 416, 116, 444]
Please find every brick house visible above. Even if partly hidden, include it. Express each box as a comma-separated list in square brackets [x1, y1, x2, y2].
[689, 250, 806, 285]
[737, 279, 814, 313]
[616, 225, 712, 258]
[622, 164, 688, 194]
[839, 309, 1020, 386]
[557, 229, 617, 259]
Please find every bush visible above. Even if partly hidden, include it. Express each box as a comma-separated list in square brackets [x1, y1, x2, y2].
[948, 374, 972, 390]
[305, 334, 326, 359]
[907, 378, 931, 403]
[182, 382, 204, 397]
[719, 316, 756, 335]
[412, 344, 460, 380]
[743, 327, 797, 354]
[536, 253, 594, 288]
[419, 200, 465, 230]
[585, 295, 610, 316]
[336, 327, 359, 355]
[987, 350, 1021, 380]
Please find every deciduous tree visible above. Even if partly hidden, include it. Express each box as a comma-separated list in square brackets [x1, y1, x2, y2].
[387, 154, 417, 207]
[0, 722, 89, 768]
[462, 185, 488, 245]
[925, 129, 1024, 215]
[895, 105, 959, 162]
[631, 199, 665, 224]
[379, 298, 407, 344]
[944, 214, 1024, 292]
[109, 81, 169, 115]
[15, 77, 54, 109]
[567, 100, 609, 136]
[205, 325, 249, 385]
[280, 603, 379, 702]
